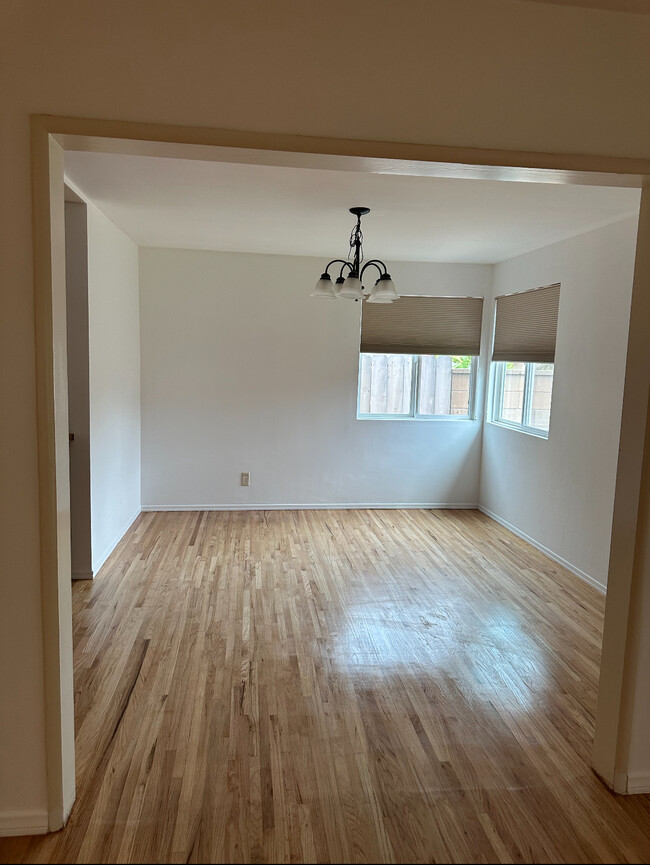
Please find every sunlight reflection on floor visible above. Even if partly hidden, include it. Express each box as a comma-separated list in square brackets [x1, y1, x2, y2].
[330, 598, 548, 712]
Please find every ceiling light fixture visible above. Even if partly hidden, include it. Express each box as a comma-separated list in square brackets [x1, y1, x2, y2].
[311, 207, 399, 303]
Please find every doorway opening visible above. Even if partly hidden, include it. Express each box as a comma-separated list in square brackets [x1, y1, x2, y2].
[32, 116, 650, 831]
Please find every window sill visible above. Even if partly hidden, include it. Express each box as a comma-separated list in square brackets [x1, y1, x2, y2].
[357, 415, 476, 422]
[487, 419, 549, 439]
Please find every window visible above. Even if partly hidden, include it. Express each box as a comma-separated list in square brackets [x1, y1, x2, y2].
[490, 283, 560, 438]
[358, 354, 476, 420]
[357, 294, 484, 420]
[492, 361, 554, 435]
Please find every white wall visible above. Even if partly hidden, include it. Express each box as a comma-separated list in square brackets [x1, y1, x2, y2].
[140, 248, 492, 509]
[2, 0, 650, 830]
[87, 204, 141, 574]
[480, 217, 639, 590]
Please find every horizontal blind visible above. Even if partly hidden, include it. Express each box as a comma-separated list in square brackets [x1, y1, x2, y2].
[360, 295, 484, 356]
[492, 283, 561, 363]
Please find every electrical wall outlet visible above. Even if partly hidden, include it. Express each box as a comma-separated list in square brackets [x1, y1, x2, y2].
[240, 472, 250, 487]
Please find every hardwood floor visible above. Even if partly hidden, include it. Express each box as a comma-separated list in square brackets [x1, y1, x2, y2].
[2, 509, 649, 863]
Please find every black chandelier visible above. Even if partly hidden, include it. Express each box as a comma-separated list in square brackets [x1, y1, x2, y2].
[311, 207, 399, 303]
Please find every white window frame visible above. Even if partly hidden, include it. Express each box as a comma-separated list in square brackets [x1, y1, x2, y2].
[357, 354, 477, 421]
[490, 361, 553, 438]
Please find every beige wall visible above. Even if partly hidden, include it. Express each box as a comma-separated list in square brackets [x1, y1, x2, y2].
[1, 0, 649, 827]
[625, 388, 650, 790]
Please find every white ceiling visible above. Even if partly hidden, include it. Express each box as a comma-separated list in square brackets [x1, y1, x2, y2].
[64, 151, 640, 265]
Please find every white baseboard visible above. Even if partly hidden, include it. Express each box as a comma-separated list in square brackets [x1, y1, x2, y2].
[627, 771, 650, 794]
[478, 505, 606, 594]
[141, 502, 479, 512]
[0, 809, 48, 837]
[72, 569, 93, 581]
[92, 507, 141, 576]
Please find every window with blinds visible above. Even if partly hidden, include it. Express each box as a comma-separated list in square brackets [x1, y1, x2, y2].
[492, 283, 560, 364]
[491, 283, 560, 437]
[358, 295, 484, 420]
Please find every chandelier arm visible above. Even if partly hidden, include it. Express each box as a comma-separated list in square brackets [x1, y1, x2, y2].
[360, 260, 387, 282]
[324, 259, 353, 275]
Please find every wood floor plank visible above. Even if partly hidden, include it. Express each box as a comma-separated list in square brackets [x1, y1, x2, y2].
[2, 508, 649, 863]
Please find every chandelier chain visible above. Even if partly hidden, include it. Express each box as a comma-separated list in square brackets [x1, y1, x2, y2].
[349, 224, 364, 270]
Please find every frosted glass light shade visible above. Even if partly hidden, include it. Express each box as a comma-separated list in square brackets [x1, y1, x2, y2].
[337, 275, 365, 300]
[310, 274, 337, 298]
[367, 276, 399, 303]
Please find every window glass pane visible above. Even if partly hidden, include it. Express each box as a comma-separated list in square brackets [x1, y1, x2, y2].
[499, 362, 526, 424]
[418, 355, 444, 414]
[529, 363, 554, 432]
[450, 356, 472, 416]
[418, 355, 472, 416]
[359, 354, 413, 415]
